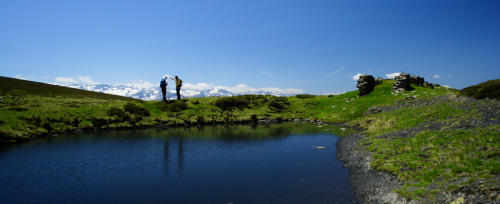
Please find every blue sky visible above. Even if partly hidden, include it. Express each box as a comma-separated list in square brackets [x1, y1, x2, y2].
[1, 0, 499, 94]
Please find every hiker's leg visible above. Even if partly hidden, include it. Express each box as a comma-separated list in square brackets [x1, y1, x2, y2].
[161, 87, 167, 102]
[176, 87, 181, 100]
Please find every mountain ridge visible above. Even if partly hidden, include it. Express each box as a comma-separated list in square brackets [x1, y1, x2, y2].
[63, 82, 305, 100]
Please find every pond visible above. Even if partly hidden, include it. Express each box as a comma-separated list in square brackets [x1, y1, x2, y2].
[0, 123, 357, 203]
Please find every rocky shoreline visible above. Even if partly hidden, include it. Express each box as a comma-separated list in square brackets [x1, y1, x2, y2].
[337, 133, 412, 204]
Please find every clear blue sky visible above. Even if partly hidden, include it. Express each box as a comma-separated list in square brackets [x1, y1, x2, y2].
[1, 0, 499, 94]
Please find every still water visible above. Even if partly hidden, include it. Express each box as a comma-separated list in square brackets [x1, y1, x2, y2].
[0, 123, 357, 203]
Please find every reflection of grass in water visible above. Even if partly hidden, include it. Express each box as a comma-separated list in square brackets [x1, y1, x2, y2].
[132, 123, 345, 141]
[1, 123, 343, 151]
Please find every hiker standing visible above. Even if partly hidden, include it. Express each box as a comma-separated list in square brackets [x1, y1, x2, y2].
[175, 76, 182, 100]
[160, 76, 168, 102]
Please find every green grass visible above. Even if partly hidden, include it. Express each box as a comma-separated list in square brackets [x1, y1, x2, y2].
[278, 79, 455, 123]
[355, 102, 467, 136]
[363, 126, 500, 200]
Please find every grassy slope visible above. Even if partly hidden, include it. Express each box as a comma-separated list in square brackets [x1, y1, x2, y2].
[460, 78, 500, 100]
[145, 80, 454, 124]
[0, 76, 139, 101]
[1, 76, 498, 201]
[0, 77, 143, 142]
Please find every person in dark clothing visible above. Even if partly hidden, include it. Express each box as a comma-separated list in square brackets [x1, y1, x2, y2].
[175, 76, 182, 100]
[160, 77, 168, 102]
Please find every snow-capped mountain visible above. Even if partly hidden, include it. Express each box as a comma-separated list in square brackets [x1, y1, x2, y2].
[64, 81, 304, 100]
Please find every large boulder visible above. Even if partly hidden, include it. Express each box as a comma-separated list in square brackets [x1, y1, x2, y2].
[393, 73, 414, 92]
[356, 75, 376, 97]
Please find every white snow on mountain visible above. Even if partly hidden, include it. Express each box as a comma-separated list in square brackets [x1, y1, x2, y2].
[54, 78, 304, 100]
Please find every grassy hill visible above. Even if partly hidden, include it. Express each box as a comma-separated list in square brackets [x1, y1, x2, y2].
[460, 78, 500, 100]
[0, 76, 139, 101]
[1, 76, 498, 202]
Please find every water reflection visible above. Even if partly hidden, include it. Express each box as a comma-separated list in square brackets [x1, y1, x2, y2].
[162, 136, 186, 176]
[177, 136, 184, 176]
[163, 136, 170, 175]
[0, 123, 358, 203]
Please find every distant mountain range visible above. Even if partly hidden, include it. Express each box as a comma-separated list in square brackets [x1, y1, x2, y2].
[64, 82, 304, 100]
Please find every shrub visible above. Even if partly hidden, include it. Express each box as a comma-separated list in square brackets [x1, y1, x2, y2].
[124, 103, 150, 116]
[191, 100, 200, 105]
[214, 97, 249, 111]
[238, 94, 267, 105]
[92, 117, 111, 128]
[460, 79, 500, 100]
[165, 100, 188, 112]
[78, 120, 94, 129]
[296, 94, 316, 99]
[268, 97, 290, 112]
[122, 112, 133, 122]
[42, 121, 52, 132]
[214, 95, 271, 111]
[71, 117, 80, 127]
[251, 114, 258, 122]
[22, 115, 42, 126]
[156, 100, 188, 112]
[8, 106, 28, 111]
[306, 101, 318, 106]
[196, 115, 205, 124]
[107, 107, 125, 118]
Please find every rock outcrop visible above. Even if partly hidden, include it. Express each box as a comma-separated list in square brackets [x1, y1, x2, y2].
[356, 75, 377, 97]
[393, 73, 414, 92]
[424, 81, 435, 89]
[410, 76, 425, 87]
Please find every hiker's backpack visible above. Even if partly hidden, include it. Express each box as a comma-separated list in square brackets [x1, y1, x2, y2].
[160, 78, 166, 87]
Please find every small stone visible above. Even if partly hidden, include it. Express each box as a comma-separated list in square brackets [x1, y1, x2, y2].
[450, 197, 464, 204]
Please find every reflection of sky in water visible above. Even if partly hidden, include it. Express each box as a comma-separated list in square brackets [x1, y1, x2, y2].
[0, 124, 357, 203]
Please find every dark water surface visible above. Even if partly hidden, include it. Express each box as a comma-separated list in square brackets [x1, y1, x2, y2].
[0, 123, 357, 203]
